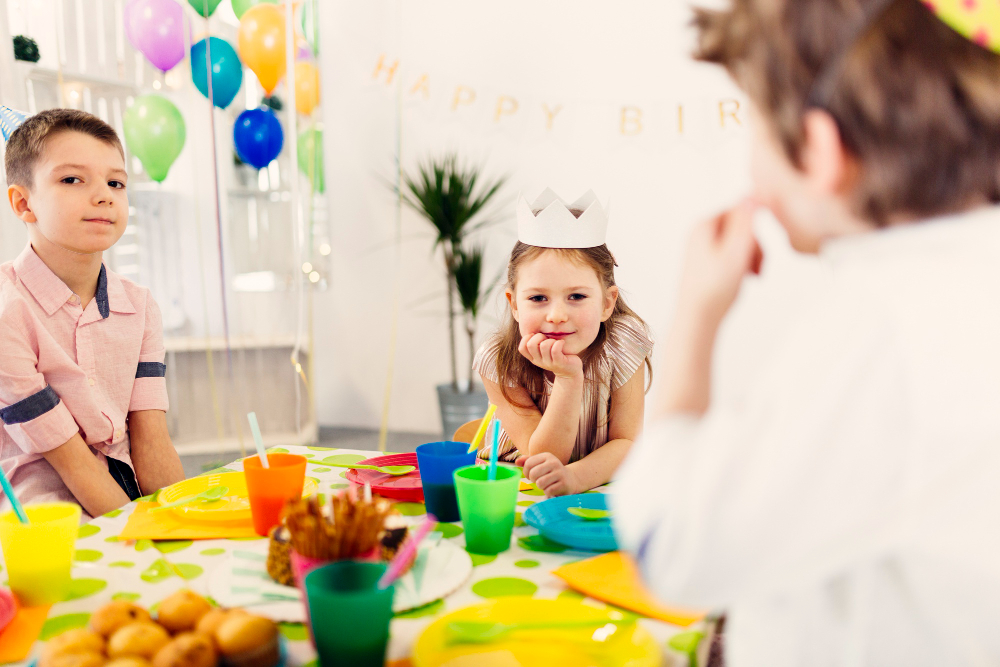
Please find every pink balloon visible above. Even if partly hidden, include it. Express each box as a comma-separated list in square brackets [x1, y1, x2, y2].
[124, 0, 188, 72]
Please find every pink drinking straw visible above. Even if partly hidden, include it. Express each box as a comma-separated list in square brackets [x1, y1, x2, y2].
[377, 514, 437, 590]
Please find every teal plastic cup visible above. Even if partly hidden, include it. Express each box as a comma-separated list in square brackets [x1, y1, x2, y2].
[304, 561, 395, 667]
[454, 464, 522, 554]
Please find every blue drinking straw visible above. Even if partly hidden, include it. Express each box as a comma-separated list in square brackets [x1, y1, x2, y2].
[488, 416, 500, 481]
[0, 466, 28, 524]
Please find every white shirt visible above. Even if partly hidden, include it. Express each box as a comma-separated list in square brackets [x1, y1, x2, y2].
[611, 206, 1000, 667]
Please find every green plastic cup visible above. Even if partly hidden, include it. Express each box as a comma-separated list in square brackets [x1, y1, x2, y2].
[304, 561, 395, 667]
[454, 464, 522, 554]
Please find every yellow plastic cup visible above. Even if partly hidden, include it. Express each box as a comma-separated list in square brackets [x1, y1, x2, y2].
[0, 502, 81, 605]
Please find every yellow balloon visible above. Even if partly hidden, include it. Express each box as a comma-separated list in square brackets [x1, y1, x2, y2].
[237, 4, 286, 95]
[294, 61, 320, 115]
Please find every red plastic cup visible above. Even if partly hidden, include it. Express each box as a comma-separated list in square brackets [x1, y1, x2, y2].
[244, 453, 307, 536]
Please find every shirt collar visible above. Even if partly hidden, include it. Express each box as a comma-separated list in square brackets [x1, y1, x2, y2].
[14, 245, 136, 319]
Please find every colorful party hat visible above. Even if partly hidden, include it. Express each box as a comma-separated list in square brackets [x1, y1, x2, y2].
[0, 106, 29, 142]
[924, 0, 1000, 53]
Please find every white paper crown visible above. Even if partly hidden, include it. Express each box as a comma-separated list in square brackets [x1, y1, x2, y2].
[516, 188, 610, 249]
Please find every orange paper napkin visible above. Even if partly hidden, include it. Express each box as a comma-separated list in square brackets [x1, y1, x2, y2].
[552, 552, 706, 627]
[0, 605, 50, 664]
[118, 502, 258, 541]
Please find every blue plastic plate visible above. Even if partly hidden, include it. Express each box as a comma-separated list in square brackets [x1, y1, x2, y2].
[522, 493, 618, 552]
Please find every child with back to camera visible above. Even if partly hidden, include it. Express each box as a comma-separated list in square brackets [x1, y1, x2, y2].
[611, 1, 1000, 665]
[474, 189, 653, 498]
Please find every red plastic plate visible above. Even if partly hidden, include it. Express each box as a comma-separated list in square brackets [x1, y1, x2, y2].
[345, 453, 424, 502]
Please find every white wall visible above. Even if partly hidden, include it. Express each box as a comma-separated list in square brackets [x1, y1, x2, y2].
[315, 0, 829, 435]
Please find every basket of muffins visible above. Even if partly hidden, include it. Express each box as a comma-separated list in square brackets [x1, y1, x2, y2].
[265, 490, 413, 589]
[38, 591, 281, 667]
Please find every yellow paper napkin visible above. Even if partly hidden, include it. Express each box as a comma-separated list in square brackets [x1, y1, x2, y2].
[118, 502, 258, 541]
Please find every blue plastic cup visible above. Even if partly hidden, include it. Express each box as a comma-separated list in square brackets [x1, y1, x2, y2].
[416, 441, 476, 522]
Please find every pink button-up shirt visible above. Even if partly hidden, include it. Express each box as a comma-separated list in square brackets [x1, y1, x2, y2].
[0, 245, 168, 514]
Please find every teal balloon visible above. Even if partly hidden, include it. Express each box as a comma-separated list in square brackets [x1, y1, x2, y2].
[187, 0, 223, 16]
[123, 95, 185, 183]
[297, 128, 324, 193]
[231, 0, 276, 19]
[191, 37, 242, 109]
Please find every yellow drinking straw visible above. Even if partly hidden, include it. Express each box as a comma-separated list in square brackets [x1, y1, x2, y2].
[467, 404, 497, 453]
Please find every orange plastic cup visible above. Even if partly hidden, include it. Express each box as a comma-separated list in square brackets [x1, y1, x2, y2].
[244, 453, 307, 536]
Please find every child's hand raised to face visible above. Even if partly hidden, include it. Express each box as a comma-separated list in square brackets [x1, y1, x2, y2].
[516, 452, 581, 498]
[518, 332, 584, 380]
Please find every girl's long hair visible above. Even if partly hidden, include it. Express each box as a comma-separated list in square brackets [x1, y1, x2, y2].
[494, 240, 652, 409]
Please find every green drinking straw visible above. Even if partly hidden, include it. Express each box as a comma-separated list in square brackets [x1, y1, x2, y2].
[0, 466, 28, 524]
[247, 412, 269, 469]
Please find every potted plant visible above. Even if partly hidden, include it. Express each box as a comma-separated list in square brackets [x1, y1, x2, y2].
[400, 156, 506, 438]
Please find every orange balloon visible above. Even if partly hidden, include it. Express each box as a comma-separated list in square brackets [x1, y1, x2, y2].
[237, 4, 286, 95]
[294, 61, 320, 115]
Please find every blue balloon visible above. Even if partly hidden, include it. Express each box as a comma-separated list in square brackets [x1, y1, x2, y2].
[191, 37, 242, 109]
[233, 108, 283, 169]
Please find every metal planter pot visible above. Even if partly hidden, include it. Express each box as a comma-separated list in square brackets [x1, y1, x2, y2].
[436, 383, 489, 440]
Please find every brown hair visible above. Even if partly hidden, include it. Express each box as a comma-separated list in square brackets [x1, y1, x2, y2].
[694, 0, 1000, 224]
[4, 109, 124, 189]
[493, 237, 652, 409]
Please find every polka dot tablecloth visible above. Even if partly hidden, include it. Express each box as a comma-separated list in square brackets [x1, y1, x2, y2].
[8, 446, 684, 666]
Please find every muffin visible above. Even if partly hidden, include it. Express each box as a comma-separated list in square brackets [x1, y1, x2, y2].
[156, 590, 212, 634]
[265, 525, 293, 586]
[213, 614, 280, 667]
[107, 621, 171, 660]
[40, 628, 105, 663]
[105, 659, 154, 667]
[152, 632, 217, 667]
[90, 600, 152, 637]
[39, 651, 106, 667]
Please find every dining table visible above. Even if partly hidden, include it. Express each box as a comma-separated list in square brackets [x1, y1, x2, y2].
[8, 445, 693, 667]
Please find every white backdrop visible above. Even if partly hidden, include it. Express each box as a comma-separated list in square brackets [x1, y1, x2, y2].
[314, 0, 828, 434]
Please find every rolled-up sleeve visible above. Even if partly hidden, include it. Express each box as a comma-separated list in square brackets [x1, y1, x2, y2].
[128, 292, 169, 412]
[0, 302, 79, 453]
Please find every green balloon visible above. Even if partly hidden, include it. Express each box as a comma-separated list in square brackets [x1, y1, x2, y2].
[187, 0, 223, 16]
[300, 1, 319, 55]
[123, 94, 186, 183]
[231, 0, 277, 19]
[297, 128, 324, 193]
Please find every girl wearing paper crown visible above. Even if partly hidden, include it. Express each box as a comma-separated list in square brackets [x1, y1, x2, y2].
[473, 189, 653, 498]
[611, 1, 1000, 665]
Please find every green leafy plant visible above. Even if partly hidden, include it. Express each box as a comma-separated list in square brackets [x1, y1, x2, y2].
[400, 155, 506, 392]
[454, 245, 504, 391]
[13, 36, 40, 63]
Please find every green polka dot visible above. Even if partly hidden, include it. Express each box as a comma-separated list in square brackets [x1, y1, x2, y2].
[394, 599, 445, 619]
[557, 589, 586, 602]
[140, 559, 173, 583]
[154, 540, 192, 554]
[278, 623, 309, 641]
[103, 509, 123, 518]
[311, 467, 331, 473]
[175, 563, 204, 580]
[135, 539, 154, 552]
[468, 553, 497, 567]
[471, 577, 538, 599]
[514, 559, 540, 568]
[40, 614, 91, 640]
[200, 548, 226, 556]
[112, 592, 141, 602]
[302, 453, 315, 458]
[435, 523, 463, 539]
[514, 512, 526, 527]
[339, 471, 349, 479]
[320, 454, 367, 466]
[521, 486, 545, 496]
[517, 500, 536, 507]
[109, 561, 134, 568]
[77, 525, 100, 539]
[316, 494, 326, 505]
[74, 549, 102, 562]
[267, 447, 289, 454]
[307, 446, 334, 452]
[329, 483, 347, 490]
[66, 578, 107, 601]
[104, 537, 119, 543]
[395, 502, 425, 516]
[517, 535, 567, 553]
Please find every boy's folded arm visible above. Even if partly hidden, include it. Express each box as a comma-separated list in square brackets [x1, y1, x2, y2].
[127, 409, 184, 495]
[42, 433, 131, 517]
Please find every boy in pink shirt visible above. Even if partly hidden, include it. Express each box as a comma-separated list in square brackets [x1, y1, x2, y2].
[0, 107, 184, 518]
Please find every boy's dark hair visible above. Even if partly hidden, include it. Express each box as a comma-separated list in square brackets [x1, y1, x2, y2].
[694, 0, 1000, 225]
[4, 109, 124, 189]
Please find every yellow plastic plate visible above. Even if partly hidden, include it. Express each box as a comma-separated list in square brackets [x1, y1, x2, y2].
[412, 597, 662, 667]
[156, 472, 318, 524]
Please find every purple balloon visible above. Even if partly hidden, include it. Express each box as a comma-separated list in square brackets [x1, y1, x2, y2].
[124, 0, 188, 72]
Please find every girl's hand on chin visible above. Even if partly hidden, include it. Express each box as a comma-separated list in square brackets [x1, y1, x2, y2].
[518, 333, 584, 380]
[517, 452, 580, 498]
